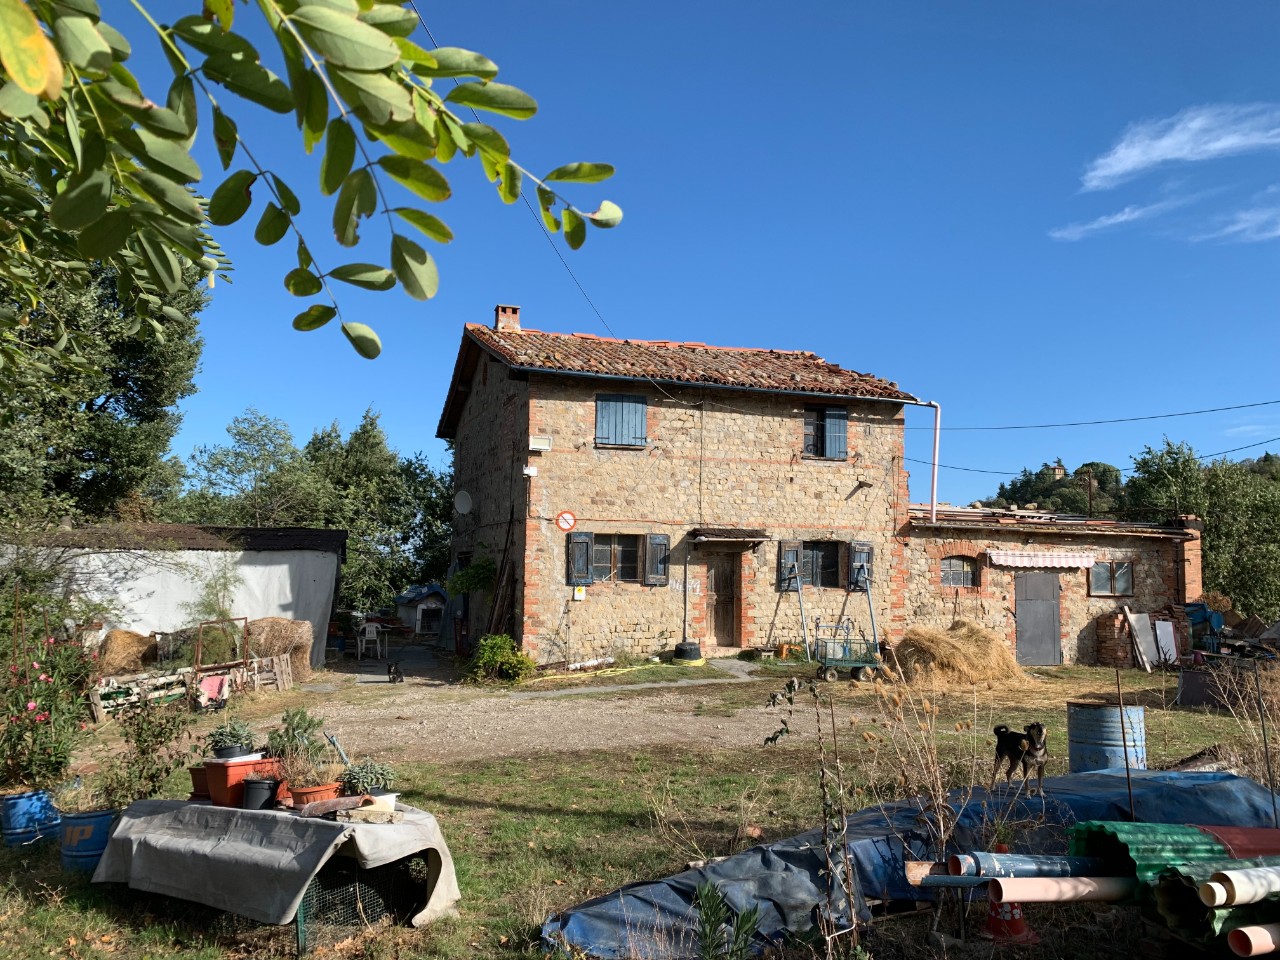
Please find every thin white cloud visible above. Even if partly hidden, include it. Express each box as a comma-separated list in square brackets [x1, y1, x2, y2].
[1225, 423, 1276, 437]
[1049, 197, 1186, 242]
[1082, 103, 1280, 191]
[1198, 204, 1280, 243]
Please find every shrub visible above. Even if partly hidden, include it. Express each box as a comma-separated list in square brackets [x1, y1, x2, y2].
[446, 557, 497, 596]
[98, 700, 197, 810]
[466, 634, 536, 683]
[266, 708, 325, 760]
[0, 635, 96, 789]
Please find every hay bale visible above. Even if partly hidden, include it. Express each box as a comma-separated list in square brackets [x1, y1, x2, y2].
[98, 629, 158, 676]
[247, 617, 314, 681]
[890, 619, 1028, 687]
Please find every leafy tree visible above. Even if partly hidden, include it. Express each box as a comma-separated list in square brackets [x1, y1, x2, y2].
[0, 0, 621, 378]
[0, 265, 204, 519]
[983, 458, 1124, 516]
[166, 407, 452, 609]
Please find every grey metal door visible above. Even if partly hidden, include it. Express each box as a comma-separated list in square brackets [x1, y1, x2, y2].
[1015, 572, 1061, 665]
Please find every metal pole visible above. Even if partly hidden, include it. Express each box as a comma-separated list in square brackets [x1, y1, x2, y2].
[681, 538, 689, 642]
[863, 569, 879, 649]
[1115, 670, 1136, 822]
[1253, 661, 1280, 829]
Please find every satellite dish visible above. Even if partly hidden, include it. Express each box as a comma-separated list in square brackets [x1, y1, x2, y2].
[453, 490, 473, 515]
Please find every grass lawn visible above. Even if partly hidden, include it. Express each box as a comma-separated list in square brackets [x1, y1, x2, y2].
[0, 665, 1253, 959]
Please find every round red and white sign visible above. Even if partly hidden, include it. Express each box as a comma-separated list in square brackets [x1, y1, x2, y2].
[555, 511, 577, 532]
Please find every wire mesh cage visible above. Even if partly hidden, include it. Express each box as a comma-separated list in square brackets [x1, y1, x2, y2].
[295, 852, 434, 954]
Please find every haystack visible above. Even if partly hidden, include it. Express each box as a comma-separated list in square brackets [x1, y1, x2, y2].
[98, 629, 157, 677]
[890, 619, 1028, 687]
[247, 617, 314, 681]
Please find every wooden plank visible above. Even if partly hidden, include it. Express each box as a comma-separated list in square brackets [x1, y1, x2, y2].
[1122, 605, 1154, 672]
[88, 688, 106, 724]
[279, 655, 293, 691]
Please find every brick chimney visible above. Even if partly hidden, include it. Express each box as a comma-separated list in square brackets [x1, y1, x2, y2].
[494, 304, 520, 333]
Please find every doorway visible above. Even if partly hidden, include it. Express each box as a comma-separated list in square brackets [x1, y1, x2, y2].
[1015, 572, 1061, 665]
[705, 554, 738, 646]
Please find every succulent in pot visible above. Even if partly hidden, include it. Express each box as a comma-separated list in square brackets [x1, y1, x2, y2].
[207, 718, 255, 760]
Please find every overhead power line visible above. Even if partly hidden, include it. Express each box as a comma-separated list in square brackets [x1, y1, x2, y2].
[905, 399, 1280, 431]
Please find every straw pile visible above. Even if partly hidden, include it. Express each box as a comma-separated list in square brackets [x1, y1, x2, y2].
[98, 629, 157, 676]
[890, 619, 1028, 687]
[247, 617, 314, 681]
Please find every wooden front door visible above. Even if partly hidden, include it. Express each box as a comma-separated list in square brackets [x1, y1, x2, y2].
[706, 554, 738, 646]
[1015, 572, 1062, 665]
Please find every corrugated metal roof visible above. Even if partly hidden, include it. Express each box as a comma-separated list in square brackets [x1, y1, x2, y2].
[49, 524, 348, 555]
[1070, 822, 1229, 883]
[1198, 826, 1280, 858]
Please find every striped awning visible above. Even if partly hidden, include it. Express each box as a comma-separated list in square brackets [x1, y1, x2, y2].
[987, 550, 1095, 569]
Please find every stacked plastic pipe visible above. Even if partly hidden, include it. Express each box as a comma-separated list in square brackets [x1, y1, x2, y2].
[904, 822, 1280, 956]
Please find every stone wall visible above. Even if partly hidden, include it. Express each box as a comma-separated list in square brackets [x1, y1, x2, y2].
[449, 354, 529, 645]
[520, 375, 907, 663]
[898, 526, 1195, 664]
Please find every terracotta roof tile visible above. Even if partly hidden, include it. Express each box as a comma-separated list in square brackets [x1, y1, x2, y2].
[465, 324, 915, 402]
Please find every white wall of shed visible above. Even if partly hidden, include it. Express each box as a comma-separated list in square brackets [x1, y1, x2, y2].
[70, 549, 339, 668]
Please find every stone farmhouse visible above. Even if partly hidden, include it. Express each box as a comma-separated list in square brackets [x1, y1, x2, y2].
[437, 306, 1201, 667]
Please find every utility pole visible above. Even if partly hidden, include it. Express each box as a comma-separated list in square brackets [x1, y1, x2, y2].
[1081, 467, 1094, 518]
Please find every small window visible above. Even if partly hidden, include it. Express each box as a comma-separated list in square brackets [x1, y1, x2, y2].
[595, 394, 647, 446]
[593, 534, 641, 582]
[941, 556, 977, 588]
[803, 406, 848, 459]
[1090, 561, 1134, 597]
[778, 540, 840, 589]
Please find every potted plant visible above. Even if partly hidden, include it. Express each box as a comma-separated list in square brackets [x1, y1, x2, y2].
[337, 760, 397, 810]
[266, 708, 324, 761]
[207, 718, 255, 760]
[1, 634, 97, 846]
[278, 749, 342, 806]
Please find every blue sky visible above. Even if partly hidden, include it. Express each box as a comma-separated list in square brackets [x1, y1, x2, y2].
[121, 2, 1280, 506]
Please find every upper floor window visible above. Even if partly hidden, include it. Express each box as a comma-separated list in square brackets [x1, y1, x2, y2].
[1090, 561, 1133, 597]
[595, 394, 647, 447]
[803, 406, 848, 459]
[941, 556, 978, 588]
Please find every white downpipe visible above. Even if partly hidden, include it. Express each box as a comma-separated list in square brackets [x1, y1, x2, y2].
[901, 399, 942, 522]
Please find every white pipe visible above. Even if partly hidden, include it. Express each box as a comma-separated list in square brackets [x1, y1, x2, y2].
[901, 398, 941, 523]
[989, 876, 1136, 903]
[567, 656, 614, 671]
[1201, 880, 1231, 907]
[1207, 866, 1280, 907]
[1229, 923, 1280, 957]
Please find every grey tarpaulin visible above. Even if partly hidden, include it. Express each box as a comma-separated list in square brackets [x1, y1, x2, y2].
[542, 770, 1280, 958]
[93, 800, 461, 926]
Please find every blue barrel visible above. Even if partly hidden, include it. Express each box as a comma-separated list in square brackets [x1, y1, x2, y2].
[60, 809, 117, 872]
[1067, 702, 1146, 773]
[1, 789, 60, 847]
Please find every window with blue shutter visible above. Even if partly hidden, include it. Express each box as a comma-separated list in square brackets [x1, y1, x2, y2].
[803, 406, 848, 459]
[848, 541, 874, 592]
[778, 540, 802, 591]
[567, 532, 594, 585]
[644, 534, 670, 586]
[595, 394, 647, 446]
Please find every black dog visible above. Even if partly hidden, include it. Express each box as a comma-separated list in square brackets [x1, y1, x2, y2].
[989, 722, 1047, 795]
[387, 662, 404, 683]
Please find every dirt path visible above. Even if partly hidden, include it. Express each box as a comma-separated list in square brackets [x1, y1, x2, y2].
[295, 654, 811, 763]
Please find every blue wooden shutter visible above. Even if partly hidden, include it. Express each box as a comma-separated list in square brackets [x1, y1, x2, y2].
[596, 395, 647, 445]
[848, 541, 874, 592]
[644, 534, 670, 586]
[778, 540, 802, 591]
[824, 407, 848, 459]
[568, 532, 594, 585]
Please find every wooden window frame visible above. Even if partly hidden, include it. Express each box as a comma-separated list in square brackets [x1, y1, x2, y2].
[778, 540, 841, 589]
[802, 406, 849, 460]
[1089, 560, 1134, 598]
[592, 533, 642, 583]
[940, 556, 978, 589]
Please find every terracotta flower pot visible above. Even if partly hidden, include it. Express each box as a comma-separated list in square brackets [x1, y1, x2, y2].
[289, 782, 341, 806]
[205, 758, 283, 808]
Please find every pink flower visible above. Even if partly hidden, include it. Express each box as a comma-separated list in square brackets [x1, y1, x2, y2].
[38, 674, 47, 682]
[79, 722, 87, 731]
[25, 701, 35, 711]
[30, 662, 39, 670]
[34, 712, 47, 723]
[44, 637, 54, 645]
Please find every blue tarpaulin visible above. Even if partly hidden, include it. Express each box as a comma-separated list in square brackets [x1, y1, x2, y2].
[541, 770, 1280, 959]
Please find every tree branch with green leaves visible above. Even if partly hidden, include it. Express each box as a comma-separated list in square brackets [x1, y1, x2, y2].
[0, 0, 621, 370]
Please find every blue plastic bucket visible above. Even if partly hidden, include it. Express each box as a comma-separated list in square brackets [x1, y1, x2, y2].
[59, 809, 117, 872]
[1067, 702, 1147, 773]
[1, 789, 60, 847]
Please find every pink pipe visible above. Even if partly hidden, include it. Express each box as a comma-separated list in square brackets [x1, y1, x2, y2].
[1228, 923, 1280, 957]
[989, 877, 1136, 904]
